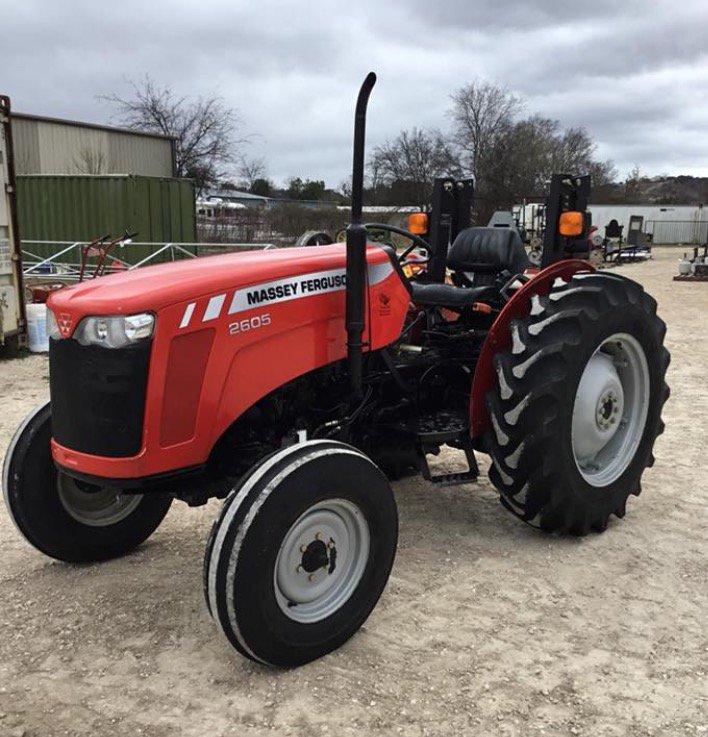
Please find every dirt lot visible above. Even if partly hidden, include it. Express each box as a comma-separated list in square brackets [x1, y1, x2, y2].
[0, 247, 705, 737]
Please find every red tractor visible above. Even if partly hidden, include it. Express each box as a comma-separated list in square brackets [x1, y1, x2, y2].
[3, 74, 669, 667]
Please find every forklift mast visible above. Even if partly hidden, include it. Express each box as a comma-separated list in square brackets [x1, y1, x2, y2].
[540, 174, 591, 267]
[426, 178, 474, 283]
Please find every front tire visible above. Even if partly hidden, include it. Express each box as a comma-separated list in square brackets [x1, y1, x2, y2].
[484, 272, 669, 535]
[3, 403, 172, 562]
[204, 440, 398, 667]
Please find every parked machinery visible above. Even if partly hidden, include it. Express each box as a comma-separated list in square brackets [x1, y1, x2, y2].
[3, 74, 670, 666]
[603, 215, 652, 264]
[675, 245, 708, 281]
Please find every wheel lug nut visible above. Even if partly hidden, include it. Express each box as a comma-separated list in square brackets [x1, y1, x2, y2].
[315, 532, 323, 541]
[308, 573, 316, 582]
[296, 565, 303, 574]
[300, 544, 307, 553]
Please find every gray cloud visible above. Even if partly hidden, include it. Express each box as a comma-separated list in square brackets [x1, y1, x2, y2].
[3, 0, 707, 185]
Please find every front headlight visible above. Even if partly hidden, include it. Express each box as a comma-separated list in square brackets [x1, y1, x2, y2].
[46, 309, 61, 340]
[73, 313, 155, 348]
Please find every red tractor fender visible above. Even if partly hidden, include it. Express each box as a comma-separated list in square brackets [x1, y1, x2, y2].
[469, 259, 595, 439]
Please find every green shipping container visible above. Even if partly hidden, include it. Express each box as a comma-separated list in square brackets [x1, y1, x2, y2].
[16, 174, 196, 263]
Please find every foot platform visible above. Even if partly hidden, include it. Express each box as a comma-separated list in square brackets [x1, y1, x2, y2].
[420, 446, 479, 486]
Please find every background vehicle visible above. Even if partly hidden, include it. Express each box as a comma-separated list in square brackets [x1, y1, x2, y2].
[3, 74, 669, 667]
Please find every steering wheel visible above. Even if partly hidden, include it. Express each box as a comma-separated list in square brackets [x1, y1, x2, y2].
[363, 222, 431, 264]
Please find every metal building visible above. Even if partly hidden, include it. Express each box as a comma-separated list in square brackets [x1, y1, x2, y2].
[11, 113, 176, 178]
[1, 96, 26, 346]
[516, 201, 707, 244]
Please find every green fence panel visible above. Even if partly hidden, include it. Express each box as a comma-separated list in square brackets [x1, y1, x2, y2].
[16, 175, 196, 263]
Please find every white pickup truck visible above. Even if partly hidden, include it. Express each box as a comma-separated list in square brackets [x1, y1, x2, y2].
[0, 95, 25, 349]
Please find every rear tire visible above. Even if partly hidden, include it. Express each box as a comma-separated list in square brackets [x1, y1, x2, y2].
[484, 272, 669, 535]
[204, 440, 398, 667]
[3, 403, 172, 562]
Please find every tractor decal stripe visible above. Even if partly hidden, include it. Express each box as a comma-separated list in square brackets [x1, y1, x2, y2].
[179, 302, 196, 328]
[179, 261, 394, 330]
[203, 293, 227, 322]
[368, 260, 394, 285]
[226, 261, 393, 316]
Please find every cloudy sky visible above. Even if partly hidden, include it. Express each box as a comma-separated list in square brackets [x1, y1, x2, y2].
[4, 0, 707, 186]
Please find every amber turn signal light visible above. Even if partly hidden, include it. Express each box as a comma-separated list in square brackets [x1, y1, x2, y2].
[558, 211, 584, 237]
[408, 212, 429, 235]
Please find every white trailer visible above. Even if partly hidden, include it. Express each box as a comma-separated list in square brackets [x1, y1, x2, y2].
[0, 95, 26, 348]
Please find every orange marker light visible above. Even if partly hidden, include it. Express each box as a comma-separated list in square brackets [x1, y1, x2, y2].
[408, 212, 429, 235]
[559, 211, 584, 237]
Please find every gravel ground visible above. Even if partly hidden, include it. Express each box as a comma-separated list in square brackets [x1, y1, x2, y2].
[0, 247, 705, 737]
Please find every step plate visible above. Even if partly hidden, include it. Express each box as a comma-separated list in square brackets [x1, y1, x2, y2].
[421, 447, 479, 487]
[405, 410, 470, 445]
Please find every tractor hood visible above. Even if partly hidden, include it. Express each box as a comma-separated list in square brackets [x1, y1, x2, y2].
[48, 244, 392, 323]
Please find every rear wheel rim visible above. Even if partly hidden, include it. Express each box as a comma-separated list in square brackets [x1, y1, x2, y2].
[57, 473, 142, 527]
[274, 498, 370, 624]
[571, 333, 650, 487]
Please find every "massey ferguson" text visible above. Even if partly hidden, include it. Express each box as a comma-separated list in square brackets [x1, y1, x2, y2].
[245, 273, 346, 306]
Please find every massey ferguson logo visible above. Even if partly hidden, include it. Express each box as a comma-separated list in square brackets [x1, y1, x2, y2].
[378, 292, 391, 316]
[58, 313, 73, 336]
[177, 262, 395, 330]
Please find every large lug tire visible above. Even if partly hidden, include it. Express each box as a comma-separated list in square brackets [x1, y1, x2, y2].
[2, 403, 172, 562]
[204, 439, 398, 667]
[484, 271, 670, 535]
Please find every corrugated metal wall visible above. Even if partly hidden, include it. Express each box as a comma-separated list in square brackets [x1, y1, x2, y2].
[516, 201, 707, 243]
[1, 96, 25, 342]
[12, 117, 174, 177]
[587, 204, 703, 231]
[16, 175, 196, 257]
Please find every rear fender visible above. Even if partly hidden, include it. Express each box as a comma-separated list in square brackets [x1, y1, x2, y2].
[469, 259, 594, 439]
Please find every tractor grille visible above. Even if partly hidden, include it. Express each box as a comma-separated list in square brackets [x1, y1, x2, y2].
[49, 338, 152, 457]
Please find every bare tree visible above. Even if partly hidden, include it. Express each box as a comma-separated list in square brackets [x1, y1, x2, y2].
[100, 77, 243, 193]
[474, 115, 616, 219]
[550, 126, 615, 186]
[449, 82, 615, 219]
[449, 81, 522, 183]
[372, 127, 462, 209]
[339, 177, 352, 201]
[624, 164, 643, 201]
[237, 155, 267, 190]
[73, 146, 109, 175]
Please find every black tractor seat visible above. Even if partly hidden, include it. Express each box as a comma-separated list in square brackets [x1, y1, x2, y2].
[448, 227, 530, 286]
[378, 244, 497, 311]
[409, 281, 498, 310]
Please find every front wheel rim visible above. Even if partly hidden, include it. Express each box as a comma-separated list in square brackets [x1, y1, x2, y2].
[571, 333, 650, 487]
[57, 473, 142, 527]
[274, 499, 370, 624]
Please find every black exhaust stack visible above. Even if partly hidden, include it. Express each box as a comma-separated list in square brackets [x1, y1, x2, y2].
[346, 72, 376, 399]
